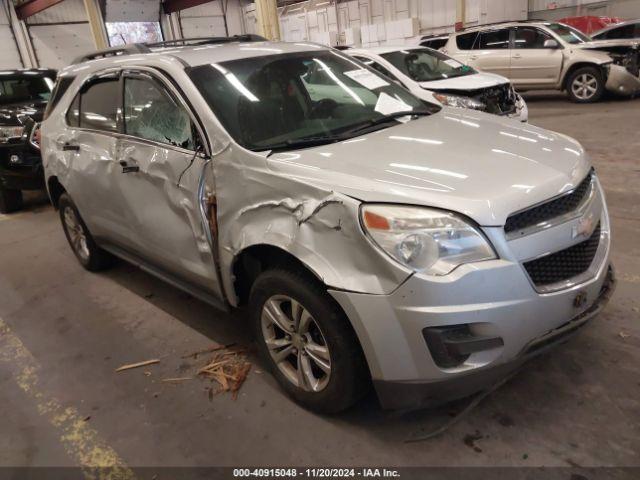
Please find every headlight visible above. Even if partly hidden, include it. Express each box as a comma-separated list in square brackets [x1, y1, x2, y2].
[361, 205, 496, 275]
[432, 92, 485, 111]
[29, 123, 41, 149]
[0, 125, 25, 142]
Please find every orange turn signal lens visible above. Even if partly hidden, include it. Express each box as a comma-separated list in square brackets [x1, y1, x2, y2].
[363, 210, 390, 230]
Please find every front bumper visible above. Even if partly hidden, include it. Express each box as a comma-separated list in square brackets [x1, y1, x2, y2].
[0, 143, 44, 191]
[373, 266, 615, 409]
[605, 64, 640, 96]
[330, 179, 611, 410]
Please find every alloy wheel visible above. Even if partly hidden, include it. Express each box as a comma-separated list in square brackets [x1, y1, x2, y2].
[571, 73, 598, 100]
[63, 206, 90, 261]
[261, 295, 331, 392]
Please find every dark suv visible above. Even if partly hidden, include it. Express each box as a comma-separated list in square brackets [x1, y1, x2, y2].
[0, 69, 56, 213]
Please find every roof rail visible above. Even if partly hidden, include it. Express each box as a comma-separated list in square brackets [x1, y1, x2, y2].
[146, 34, 266, 49]
[70, 34, 267, 66]
[333, 45, 351, 50]
[458, 18, 549, 32]
[71, 43, 151, 65]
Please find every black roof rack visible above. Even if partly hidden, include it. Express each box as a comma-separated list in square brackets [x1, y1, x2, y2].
[70, 35, 267, 65]
[146, 34, 266, 48]
[458, 19, 549, 32]
[71, 43, 151, 65]
[420, 33, 450, 39]
[333, 45, 351, 50]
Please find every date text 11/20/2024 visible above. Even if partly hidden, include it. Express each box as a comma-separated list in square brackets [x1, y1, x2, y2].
[233, 468, 401, 478]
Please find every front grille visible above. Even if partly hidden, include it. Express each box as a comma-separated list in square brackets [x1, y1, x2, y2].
[505, 170, 593, 235]
[524, 222, 601, 288]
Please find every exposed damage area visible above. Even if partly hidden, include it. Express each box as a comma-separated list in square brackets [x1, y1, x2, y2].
[210, 146, 412, 307]
[582, 40, 640, 96]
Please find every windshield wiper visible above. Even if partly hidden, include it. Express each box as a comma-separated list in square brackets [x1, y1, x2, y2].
[340, 109, 433, 136]
[262, 135, 347, 156]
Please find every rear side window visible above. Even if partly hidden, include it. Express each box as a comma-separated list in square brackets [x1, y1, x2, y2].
[78, 78, 120, 132]
[66, 94, 80, 127]
[44, 76, 74, 120]
[420, 38, 448, 50]
[456, 32, 478, 50]
[477, 29, 510, 49]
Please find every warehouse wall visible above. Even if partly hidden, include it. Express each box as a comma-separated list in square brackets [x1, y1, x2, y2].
[0, 1, 22, 68]
[24, 0, 92, 69]
[278, 0, 526, 47]
[179, 0, 248, 37]
[528, 0, 640, 20]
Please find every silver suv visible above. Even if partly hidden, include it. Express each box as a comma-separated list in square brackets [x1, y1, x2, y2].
[42, 37, 614, 413]
[444, 21, 621, 102]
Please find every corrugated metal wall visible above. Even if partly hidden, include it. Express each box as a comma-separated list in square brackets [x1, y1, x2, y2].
[25, 0, 93, 69]
[0, 1, 23, 68]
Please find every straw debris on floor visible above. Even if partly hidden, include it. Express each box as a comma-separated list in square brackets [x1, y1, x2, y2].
[197, 346, 252, 399]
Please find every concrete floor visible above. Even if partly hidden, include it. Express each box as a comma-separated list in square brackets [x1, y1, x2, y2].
[1, 93, 639, 471]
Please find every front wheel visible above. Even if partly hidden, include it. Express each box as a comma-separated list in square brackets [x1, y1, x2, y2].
[567, 67, 604, 103]
[0, 187, 23, 214]
[58, 193, 114, 271]
[250, 267, 369, 413]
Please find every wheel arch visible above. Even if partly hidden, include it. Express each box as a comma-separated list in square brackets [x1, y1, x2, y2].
[231, 243, 326, 307]
[561, 62, 606, 91]
[47, 176, 66, 209]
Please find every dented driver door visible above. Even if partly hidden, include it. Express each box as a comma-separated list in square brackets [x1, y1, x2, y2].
[113, 70, 224, 303]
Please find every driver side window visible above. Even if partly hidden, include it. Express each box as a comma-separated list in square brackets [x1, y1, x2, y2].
[124, 76, 196, 150]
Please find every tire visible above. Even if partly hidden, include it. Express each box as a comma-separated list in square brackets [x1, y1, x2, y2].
[566, 66, 604, 103]
[250, 267, 370, 413]
[58, 193, 114, 272]
[0, 187, 23, 214]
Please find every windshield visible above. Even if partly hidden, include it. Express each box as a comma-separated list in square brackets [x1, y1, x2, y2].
[188, 50, 435, 152]
[547, 23, 591, 44]
[0, 75, 55, 106]
[381, 48, 475, 82]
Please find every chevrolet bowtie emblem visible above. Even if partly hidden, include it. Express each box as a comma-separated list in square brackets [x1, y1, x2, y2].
[572, 212, 595, 239]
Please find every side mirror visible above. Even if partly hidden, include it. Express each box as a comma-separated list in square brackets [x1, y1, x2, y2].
[544, 39, 559, 49]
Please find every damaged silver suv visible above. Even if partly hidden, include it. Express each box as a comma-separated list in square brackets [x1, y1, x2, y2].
[42, 37, 614, 413]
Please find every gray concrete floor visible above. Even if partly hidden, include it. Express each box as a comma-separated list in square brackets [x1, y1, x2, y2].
[0, 94, 638, 469]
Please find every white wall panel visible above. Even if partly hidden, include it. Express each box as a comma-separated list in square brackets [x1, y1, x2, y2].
[25, 0, 88, 24]
[105, 0, 160, 22]
[180, 0, 245, 37]
[0, 2, 22, 68]
[29, 23, 93, 68]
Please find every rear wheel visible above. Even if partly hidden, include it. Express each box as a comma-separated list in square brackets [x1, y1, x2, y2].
[567, 67, 604, 103]
[0, 187, 23, 214]
[250, 267, 369, 413]
[58, 193, 114, 271]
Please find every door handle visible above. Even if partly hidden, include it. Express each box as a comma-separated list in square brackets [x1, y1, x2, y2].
[62, 143, 80, 152]
[119, 160, 139, 174]
[469, 55, 478, 61]
[513, 54, 522, 59]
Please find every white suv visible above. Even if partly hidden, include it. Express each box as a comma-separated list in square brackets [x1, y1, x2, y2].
[42, 37, 614, 413]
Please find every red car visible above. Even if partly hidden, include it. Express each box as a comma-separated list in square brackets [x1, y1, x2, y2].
[559, 16, 624, 35]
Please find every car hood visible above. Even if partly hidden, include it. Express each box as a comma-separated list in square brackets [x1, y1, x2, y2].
[419, 71, 509, 92]
[265, 108, 590, 226]
[577, 39, 640, 49]
[0, 100, 46, 126]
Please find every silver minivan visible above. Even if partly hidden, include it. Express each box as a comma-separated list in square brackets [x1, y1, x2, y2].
[42, 38, 614, 413]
